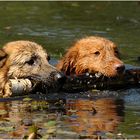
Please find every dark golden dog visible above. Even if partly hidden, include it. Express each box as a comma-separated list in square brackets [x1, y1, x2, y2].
[57, 36, 125, 77]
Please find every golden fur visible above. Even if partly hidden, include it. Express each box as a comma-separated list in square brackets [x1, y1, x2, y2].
[57, 36, 125, 77]
[0, 40, 60, 97]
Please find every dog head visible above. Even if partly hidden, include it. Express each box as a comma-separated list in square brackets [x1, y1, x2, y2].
[57, 36, 125, 77]
[3, 40, 65, 88]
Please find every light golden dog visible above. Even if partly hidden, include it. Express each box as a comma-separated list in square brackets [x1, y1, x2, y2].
[0, 40, 63, 97]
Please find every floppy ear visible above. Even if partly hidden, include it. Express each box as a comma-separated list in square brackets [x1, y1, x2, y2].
[0, 49, 10, 97]
[56, 47, 78, 75]
[0, 49, 7, 68]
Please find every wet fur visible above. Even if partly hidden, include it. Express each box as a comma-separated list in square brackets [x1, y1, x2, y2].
[0, 41, 59, 97]
[57, 36, 124, 77]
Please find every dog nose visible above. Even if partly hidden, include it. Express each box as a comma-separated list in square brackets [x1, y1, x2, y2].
[54, 72, 66, 83]
[115, 64, 125, 73]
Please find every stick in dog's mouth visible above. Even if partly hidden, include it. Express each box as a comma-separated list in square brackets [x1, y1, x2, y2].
[8, 79, 37, 96]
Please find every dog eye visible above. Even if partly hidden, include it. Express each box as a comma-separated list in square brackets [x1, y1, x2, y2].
[94, 51, 100, 56]
[115, 50, 119, 55]
[47, 55, 50, 61]
[26, 58, 35, 65]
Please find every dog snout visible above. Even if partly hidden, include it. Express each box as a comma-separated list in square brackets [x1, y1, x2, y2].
[50, 71, 66, 83]
[54, 72, 66, 83]
[115, 63, 125, 74]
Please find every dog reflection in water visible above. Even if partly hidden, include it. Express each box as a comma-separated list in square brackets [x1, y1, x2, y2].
[66, 98, 124, 138]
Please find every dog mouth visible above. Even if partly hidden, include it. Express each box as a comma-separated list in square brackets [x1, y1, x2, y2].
[13, 72, 66, 94]
[8, 78, 37, 96]
[86, 70, 122, 79]
[102, 71, 124, 78]
[94, 72, 103, 78]
[9, 75, 64, 95]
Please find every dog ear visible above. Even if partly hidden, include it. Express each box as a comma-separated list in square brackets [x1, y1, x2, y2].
[0, 49, 9, 97]
[57, 47, 78, 75]
[0, 49, 7, 68]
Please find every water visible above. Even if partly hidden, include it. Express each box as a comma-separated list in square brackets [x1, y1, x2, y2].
[0, 1, 140, 139]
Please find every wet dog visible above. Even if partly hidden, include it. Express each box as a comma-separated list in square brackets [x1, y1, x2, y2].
[57, 36, 125, 77]
[0, 40, 64, 97]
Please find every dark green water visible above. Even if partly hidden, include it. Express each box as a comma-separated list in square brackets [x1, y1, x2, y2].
[0, 2, 140, 139]
[0, 2, 140, 64]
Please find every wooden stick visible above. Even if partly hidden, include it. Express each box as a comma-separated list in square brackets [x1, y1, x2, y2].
[8, 69, 140, 95]
[62, 69, 140, 92]
[9, 79, 33, 95]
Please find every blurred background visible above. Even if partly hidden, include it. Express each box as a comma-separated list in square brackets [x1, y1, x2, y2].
[0, 1, 140, 66]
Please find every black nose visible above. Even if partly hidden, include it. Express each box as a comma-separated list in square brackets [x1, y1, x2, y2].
[54, 72, 66, 83]
[115, 64, 125, 73]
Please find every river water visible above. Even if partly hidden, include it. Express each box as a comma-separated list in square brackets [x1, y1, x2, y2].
[0, 2, 140, 139]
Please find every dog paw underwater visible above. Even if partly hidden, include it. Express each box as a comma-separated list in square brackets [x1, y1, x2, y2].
[0, 40, 65, 98]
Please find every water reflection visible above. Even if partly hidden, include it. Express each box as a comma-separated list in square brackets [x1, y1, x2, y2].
[0, 101, 34, 138]
[0, 96, 124, 139]
[66, 98, 124, 138]
[0, 99, 65, 139]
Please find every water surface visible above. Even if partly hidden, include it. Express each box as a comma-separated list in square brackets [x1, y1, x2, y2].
[0, 2, 140, 139]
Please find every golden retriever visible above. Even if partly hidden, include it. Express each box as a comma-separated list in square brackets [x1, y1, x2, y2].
[0, 40, 64, 97]
[57, 36, 125, 77]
